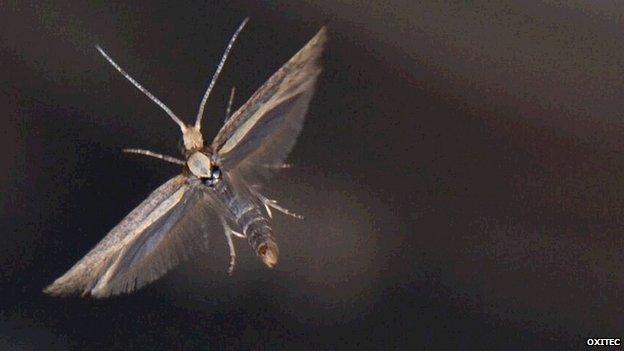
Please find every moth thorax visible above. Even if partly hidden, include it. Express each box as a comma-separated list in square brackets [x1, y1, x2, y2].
[182, 126, 204, 150]
[187, 151, 212, 178]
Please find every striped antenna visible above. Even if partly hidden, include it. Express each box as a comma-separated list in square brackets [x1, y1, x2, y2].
[96, 45, 187, 133]
[195, 18, 249, 130]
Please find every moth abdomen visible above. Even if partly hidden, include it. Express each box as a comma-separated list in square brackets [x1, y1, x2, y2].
[245, 218, 279, 268]
[237, 206, 279, 268]
[211, 173, 279, 268]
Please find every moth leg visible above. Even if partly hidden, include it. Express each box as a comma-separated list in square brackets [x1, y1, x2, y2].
[250, 188, 303, 219]
[265, 199, 304, 219]
[220, 217, 245, 275]
[246, 163, 292, 170]
[123, 148, 185, 165]
[260, 163, 292, 169]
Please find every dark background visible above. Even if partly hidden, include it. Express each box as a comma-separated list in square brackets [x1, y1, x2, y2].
[1, 1, 623, 349]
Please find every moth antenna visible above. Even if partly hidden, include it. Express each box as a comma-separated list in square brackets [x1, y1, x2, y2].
[195, 18, 249, 129]
[224, 86, 236, 122]
[123, 148, 186, 165]
[96, 45, 187, 133]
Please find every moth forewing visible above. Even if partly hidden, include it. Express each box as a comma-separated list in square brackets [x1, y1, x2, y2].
[211, 26, 327, 171]
[217, 85, 313, 156]
[215, 81, 319, 176]
[90, 181, 216, 297]
[89, 185, 189, 297]
[44, 176, 190, 297]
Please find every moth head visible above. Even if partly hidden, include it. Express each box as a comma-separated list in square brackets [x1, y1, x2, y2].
[181, 125, 204, 151]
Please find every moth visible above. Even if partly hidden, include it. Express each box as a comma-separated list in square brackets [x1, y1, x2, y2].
[44, 19, 326, 298]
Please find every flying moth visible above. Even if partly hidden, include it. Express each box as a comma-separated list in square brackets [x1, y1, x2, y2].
[44, 19, 326, 298]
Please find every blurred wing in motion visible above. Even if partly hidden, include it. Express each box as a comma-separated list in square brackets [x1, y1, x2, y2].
[44, 175, 216, 298]
[212, 27, 327, 179]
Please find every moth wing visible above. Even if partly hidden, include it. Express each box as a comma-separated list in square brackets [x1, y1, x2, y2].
[44, 175, 217, 298]
[211, 27, 326, 179]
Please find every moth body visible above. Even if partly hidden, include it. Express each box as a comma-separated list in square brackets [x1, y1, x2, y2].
[44, 20, 326, 297]
[210, 173, 278, 268]
[186, 147, 278, 266]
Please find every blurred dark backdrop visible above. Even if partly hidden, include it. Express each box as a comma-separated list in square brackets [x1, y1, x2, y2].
[2, 1, 624, 349]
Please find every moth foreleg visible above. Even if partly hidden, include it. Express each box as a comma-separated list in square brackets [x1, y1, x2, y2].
[123, 148, 185, 165]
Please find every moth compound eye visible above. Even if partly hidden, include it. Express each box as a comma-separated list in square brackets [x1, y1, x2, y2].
[212, 167, 221, 180]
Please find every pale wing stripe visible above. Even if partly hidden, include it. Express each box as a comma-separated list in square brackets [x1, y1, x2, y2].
[91, 186, 187, 292]
[211, 27, 327, 152]
[218, 89, 308, 155]
[44, 176, 188, 296]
